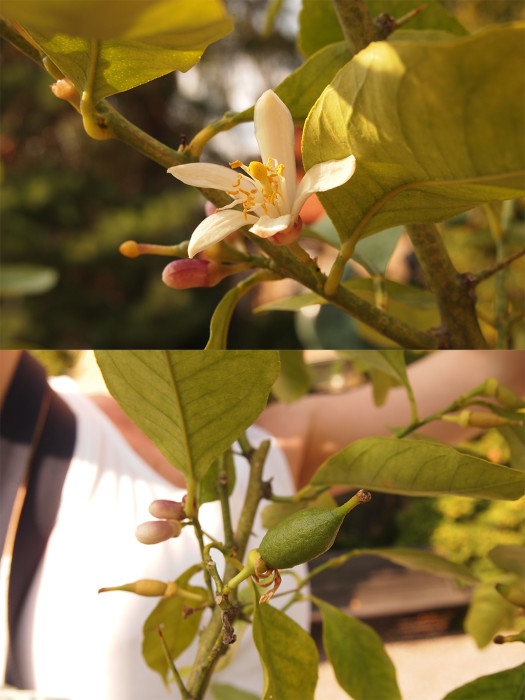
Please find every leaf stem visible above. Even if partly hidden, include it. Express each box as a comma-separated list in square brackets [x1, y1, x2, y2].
[330, 0, 380, 53]
[405, 223, 488, 348]
[156, 625, 190, 700]
[217, 452, 235, 550]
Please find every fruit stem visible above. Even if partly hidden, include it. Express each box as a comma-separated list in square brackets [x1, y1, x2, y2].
[339, 489, 372, 516]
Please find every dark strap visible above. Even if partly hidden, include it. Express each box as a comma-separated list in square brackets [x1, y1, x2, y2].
[0, 352, 77, 687]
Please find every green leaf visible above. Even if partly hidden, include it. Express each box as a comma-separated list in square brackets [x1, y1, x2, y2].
[252, 597, 318, 700]
[95, 350, 280, 482]
[142, 567, 206, 687]
[196, 450, 236, 505]
[464, 581, 519, 648]
[206, 276, 264, 349]
[443, 663, 525, 700]
[297, 0, 467, 58]
[303, 24, 525, 244]
[210, 684, 260, 700]
[271, 350, 312, 404]
[489, 545, 525, 577]
[233, 41, 352, 125]
[10, 1, 232, 102]
[354, 547, 478, 583]
[0, 264, 59, 297]
[315, 598, 401, 700]
[2, 0, 233, 42]
[311, 436, 525, 500]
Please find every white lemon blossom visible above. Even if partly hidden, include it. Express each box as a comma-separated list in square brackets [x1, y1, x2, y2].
[168, 90, 356, 259]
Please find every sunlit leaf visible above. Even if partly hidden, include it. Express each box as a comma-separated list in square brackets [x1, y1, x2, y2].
[95, 351, 279, 481]
[312, 437, 525, 500]
[232, 41, 351, 124]
[303, 24, 525, 244]
[315, 598, 401, 700]
[2, 0, 232, 42]
[464, 581, 518, 648]
[142, 566, 206, 687]
[252, 596, 318, 700]
[7, 1, 233, 101]
[443, 663, 525, 700]
[354, 547, 478, 583]
[489, 545, 525, 577]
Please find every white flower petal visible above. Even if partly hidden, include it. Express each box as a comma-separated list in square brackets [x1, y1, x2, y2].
[292, 155, 356, 217]
[188, 210, 257, 258]
[254, 90, 297, 206]
[249, 214, 292, 238]
[168, 162, 248, 192]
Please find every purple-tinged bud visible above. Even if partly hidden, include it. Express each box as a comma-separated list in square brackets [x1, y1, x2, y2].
[135, 519, 182, 545]
[149, 499, 186, 521]
[162, 258, 229, 289]
[271, 216, 303, 246]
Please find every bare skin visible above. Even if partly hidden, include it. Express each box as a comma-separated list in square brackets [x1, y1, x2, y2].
[2, 351, 524, 490]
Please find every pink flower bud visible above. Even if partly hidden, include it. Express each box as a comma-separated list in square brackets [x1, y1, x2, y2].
[149, 499, 186, 521]
[135, 519, 182, 545]
[162, 258, 228, 289]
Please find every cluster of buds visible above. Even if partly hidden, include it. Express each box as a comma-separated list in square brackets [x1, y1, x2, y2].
[135, 498, 189, 545]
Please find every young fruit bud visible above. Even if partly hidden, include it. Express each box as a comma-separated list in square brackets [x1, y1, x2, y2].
[149, 499, 186, 521]
[135, 519, 182, 545]
[258, 489, 371, 570]
[98, 579, 169, 596]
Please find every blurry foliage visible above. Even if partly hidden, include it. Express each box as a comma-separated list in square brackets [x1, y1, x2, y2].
[29, 349, 80, 376]
[395, 430, 525, 578]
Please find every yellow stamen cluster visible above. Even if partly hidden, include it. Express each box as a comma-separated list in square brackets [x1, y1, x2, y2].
[227, 158, 285, 219]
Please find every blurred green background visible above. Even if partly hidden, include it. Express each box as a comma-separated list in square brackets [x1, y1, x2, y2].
[1, 0, 524, 349]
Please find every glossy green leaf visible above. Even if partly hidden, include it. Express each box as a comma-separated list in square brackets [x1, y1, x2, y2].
[489, 545, 525, 577]
[271, 350, 312, 404]
[298, 0, 467, 58]
[303, 24, 525, 244]
[196, 450, 236, 505]
[210, 684, 259, 700]
[312, 437, 525, 500]
[464, 581, 518, 648]
[0, 264, 59, 297]
[10, 1, 232, 102]
[443, 663, 525, 700]
[252, 597, 318, 700]
[2, 0, 232, 42]
[233, 41, 351, 125]
[95, 350, 280, 481]
[142, 567, 205, 687]
[315, 598, 401, 700]
[355, 547, 478, 583]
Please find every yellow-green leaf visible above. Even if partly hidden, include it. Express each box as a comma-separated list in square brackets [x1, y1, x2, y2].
[312, 437, 525, 500]
[315, 598, 401, 700]
[303, 24, 525, 244]
[443, 663, 525, 700]
[252, 599, 318, 700]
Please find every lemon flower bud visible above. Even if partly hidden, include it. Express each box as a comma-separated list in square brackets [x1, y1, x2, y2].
[135, 519, 182, 544]
[149, 499, 186, 521]
[162, 258, 246, 289]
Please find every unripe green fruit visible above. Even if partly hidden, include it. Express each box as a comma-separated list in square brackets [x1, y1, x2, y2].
[259, 489, 371, 570]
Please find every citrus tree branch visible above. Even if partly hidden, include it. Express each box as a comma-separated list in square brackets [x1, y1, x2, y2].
[405, 223, 488, 348]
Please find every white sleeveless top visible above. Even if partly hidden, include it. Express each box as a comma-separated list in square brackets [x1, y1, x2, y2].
[13, 377, 310, 699]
